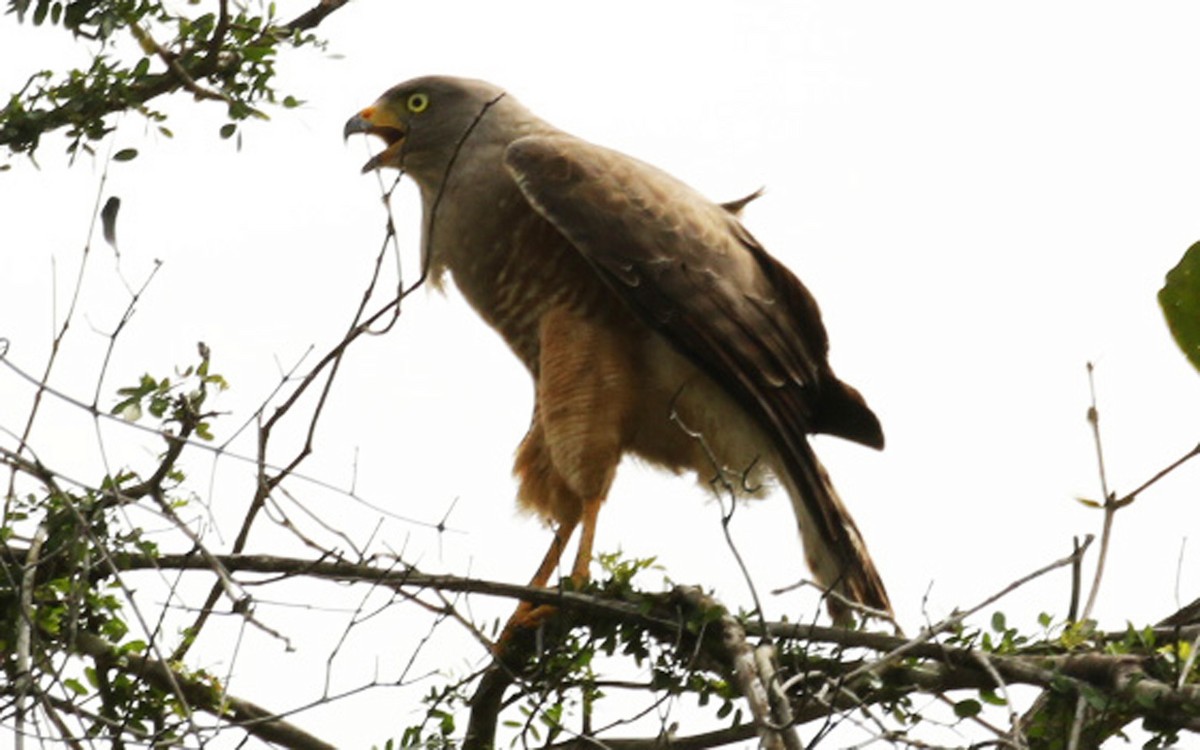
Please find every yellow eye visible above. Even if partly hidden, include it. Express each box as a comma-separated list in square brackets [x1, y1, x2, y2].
[406, 92, 429, 113]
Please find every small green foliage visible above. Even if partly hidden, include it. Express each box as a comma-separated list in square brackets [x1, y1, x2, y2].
[1058, 618, 1099, 650]
[1143, 726, 1182, 749]
[63, 677, 88, 695]
[991, 610, 1007, 633]
[1160, 240, 1200, 373]
[111, 348, 228, 442]
[1101, 623, 1157, 658]
[3, 0, 327, 161]
[1078, 683, 1109, 712]
[595, 550, 659, 591]
[536, 701, 564, 744]
[980, 610, 1029, 654]
[113, 373, 172, 419]
[0, 480, 185, 742]
[953, 698, 982, 718]
[0, 344, 232, 746]
[393, 682, 467, 750]
[976, 688, 1005, 707]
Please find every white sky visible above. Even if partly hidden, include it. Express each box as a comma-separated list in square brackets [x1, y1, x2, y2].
[4, 2, 1200, 746]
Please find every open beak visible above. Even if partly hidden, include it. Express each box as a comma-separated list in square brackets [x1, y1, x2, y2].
[344, 105, 406, 173]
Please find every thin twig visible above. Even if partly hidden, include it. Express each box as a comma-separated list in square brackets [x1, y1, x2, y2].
[1081, 362, 1115, 620]
[972, 650, 1028, 750]
[0, 355, 439, 529]
[841, 536, 1094, 684]
[1068, 536, 1083, 622]
[3, 151, 113, 515]
[14, 525, 47, 750]
[667, 400, 769, 630]
[1115, 441, 1200, 509]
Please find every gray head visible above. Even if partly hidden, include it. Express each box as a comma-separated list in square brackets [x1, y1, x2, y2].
[344, 76, 515, 183]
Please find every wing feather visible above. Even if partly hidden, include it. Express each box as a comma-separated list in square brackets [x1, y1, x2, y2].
[503, 134, 882, 450]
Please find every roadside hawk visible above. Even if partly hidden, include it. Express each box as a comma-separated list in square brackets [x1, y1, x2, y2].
[344, 76, 891, 619]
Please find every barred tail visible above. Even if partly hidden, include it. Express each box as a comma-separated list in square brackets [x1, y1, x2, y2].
[779, 442, 891, 622]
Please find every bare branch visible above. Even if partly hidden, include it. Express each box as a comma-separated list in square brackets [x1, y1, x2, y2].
[1116, 441, 1200, 509]
[839, 536, 1094, 684]
[1081, 362, 1113, 620]
[278, 0, 353, 35]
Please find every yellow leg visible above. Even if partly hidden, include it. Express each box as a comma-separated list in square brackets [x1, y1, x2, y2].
[501, 494, 601, 646]
[500, 518, 578, 643]
[570, 497, 601, 583]
[501, 307, 634, 646]
[528, 517, 578, 589]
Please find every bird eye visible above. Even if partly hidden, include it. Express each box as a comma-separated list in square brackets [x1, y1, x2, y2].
[406, 93, 429, 113]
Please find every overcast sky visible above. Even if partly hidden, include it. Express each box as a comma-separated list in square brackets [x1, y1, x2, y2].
[4, 2, 1200, 745]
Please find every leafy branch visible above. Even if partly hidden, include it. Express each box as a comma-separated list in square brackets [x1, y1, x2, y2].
[1, 0, 351, 161]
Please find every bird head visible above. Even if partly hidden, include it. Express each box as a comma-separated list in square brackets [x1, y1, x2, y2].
[344, 76, 508, 179]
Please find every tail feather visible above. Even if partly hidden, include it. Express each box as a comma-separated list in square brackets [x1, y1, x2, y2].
[778, 443, 891, 622]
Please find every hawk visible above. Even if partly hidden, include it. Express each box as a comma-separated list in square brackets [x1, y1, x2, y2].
[344, 76, 890, 620]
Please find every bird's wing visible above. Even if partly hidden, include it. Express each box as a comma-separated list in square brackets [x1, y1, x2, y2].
[504, 134, 890, 615]
[503, 134, 882, 452]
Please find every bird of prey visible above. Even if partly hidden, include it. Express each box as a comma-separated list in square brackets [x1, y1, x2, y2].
[345, 76, 890, 620]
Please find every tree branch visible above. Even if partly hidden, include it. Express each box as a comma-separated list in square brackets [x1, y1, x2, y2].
[278, 0, 352, 35]
[70, 631, 336, 750]
[2, 0, 355, 158]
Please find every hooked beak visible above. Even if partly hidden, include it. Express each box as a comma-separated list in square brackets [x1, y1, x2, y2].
[344, 105, 406, 173]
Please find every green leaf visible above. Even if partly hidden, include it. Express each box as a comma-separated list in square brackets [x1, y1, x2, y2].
[1135, 683, 1160, 709]
[716, 699, 733, 719]
[101, 616, 128, 641]
[979, 689, 1007, 706]
[990, 611, 1007, 633]
[953, 699, 982, 718]
[1159, 241, 1200, 373]
[219, 123, 237, 139]
[1079, 684, 1108, 711]
[113, 148, 137, 162]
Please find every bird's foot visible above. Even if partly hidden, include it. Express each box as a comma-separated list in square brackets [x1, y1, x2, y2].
[495, 602, 559, 652]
